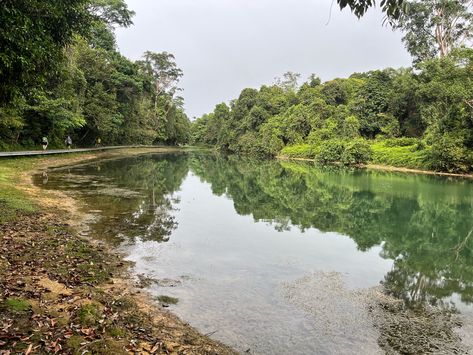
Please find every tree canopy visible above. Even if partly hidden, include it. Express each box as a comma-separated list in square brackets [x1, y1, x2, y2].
[337, 0, 407, 18]
[192, 48, 473, 173]
[0, 0, 191, 149]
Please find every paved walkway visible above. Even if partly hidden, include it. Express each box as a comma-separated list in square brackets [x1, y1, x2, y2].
[0, 146, 140, 158]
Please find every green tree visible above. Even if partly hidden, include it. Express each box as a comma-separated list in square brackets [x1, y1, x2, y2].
[337, 0, 406, 18]
[394, 0, 473, 62]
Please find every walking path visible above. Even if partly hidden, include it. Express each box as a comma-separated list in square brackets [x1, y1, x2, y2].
[0, 146, 142, 158]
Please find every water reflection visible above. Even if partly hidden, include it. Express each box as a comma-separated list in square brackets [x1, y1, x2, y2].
[37, 153, 473, 308]
[189, 155, 473, 307]
[37, 153, 189, 244]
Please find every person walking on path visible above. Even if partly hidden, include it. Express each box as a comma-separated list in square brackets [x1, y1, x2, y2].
[65, 135, 72, 149]
[41, 137, 48, 150]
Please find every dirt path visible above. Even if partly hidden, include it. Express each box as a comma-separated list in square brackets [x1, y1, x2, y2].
[0, 148, 237, 354]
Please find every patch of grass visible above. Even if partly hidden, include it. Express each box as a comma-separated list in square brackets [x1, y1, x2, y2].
[156, 295, 179, 305]
[77, 303, 102, 326]
[370, 140, 429, 169]
[109, 297, 135, 312]
[108, 326, 127, 338]
[3, 298, 31, 314]
[0, 158, 38, 223]
[66, 335, 86, 351]
[280, 144, 315, 159]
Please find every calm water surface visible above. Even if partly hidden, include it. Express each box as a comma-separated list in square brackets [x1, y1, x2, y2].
[36, 153, 473, 354]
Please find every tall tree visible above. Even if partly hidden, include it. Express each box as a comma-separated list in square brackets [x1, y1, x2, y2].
[395, 0, 473, 62]
[137, 52, 183, 101]
[0, 0, 92, 105]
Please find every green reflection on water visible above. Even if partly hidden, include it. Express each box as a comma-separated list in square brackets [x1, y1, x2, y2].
[189, 155, 473, 307]
[39, 153, 473, 307]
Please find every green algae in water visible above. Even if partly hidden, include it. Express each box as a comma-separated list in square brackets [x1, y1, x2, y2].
[156, 295, 179, 305]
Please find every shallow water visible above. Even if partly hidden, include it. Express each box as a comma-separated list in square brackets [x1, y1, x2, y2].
[36, 153, 473, 354]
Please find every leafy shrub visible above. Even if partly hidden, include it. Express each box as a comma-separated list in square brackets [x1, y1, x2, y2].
[315, 139, 345, 164]
[428, 134, 472, 173]
[370, 140, 429, 169]
[341, 139, 372, 165]
[279, 144, 315, 159]
[235, 132, 266, 157]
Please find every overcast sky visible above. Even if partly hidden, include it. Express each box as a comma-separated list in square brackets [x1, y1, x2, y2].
[115, 0, 412, 119]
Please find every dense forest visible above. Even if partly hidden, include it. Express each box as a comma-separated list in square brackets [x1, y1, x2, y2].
[192, 0, 473, 173]
[0, 0, 190, 150]
[1, 0, 472, 174]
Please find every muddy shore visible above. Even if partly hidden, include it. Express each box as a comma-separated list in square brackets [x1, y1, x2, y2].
[0, 148, 236, 354]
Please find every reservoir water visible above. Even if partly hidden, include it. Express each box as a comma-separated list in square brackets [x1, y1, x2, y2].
[35, 152, 473, 354]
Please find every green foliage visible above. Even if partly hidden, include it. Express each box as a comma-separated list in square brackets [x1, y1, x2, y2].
[341, 139, 372, 165]
[371, 139, 429, 169]
[316, 139, 345, 164]
[337, 0, 406, 19]
[193, 48, 473, 173]
[280, 144, 315, 159]
[429, 134, 472, 173]
[394, 0, 473, 63]
[0, 1, 191, 149]
[0, 0, 92, 105]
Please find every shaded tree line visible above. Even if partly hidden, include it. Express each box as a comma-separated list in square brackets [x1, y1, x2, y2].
[0, 0, 190, 150]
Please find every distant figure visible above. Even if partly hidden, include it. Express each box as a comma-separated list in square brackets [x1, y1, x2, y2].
[95, 137, 102, 147]
[65, 135, 72, 149]
[41, 137, 48, 150]
[42, 171, 48, 185]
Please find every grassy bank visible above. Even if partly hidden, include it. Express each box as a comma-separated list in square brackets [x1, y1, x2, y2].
[278, 138, 473, 178]
[0, 158, 37, 223]
[0, 149, 235, 354]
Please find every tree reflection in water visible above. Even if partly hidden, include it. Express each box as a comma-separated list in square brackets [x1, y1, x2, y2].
[38, 153, 189, 245]
[190, 155, 473, 307]
[39, 153, 473, 307]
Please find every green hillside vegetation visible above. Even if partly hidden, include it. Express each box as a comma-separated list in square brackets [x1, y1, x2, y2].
[191, 0, 473, 173]
[0, 0, 190, 151]
[192, 48, 473, 173]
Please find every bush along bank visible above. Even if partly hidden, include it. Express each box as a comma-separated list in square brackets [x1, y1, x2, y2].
[279, 137, 473, 177]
